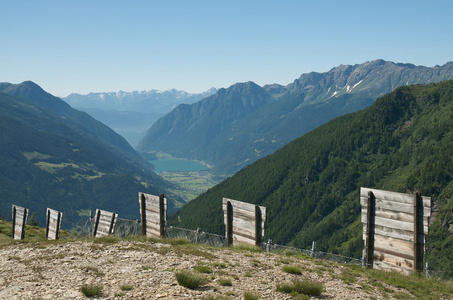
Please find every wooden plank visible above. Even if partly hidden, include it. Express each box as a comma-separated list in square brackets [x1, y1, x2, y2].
[363, 214, 414, 232]
[373, 249, 415, 269]
[374, 234, 414, 259]
[362, 214, 428, 235]
[361, 197, 431, 216]
[225, 198, 255, 212]
[233, 233, 255, 245]
[12, 205, 28, 240]
[361, 209, 413, 223]
[374, 260, 412, 275]
[361, 188, 431, 208]
[223, 197, 266, 246]
[363, 223, 424, 242]
[94, 209, 117, 236]
[139, 192, 166, 238]
[232, 226, 255, 240]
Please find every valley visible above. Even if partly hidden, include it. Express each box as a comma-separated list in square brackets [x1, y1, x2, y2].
[148, 153, 219, 203]
[2, 60, 453, 275]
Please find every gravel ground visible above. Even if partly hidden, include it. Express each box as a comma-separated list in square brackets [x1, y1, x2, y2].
[0, 239, 417, 299]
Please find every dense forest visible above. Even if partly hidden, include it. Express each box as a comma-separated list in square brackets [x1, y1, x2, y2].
[169, 80, 453, 270]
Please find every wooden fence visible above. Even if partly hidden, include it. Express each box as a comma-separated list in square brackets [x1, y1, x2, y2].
[12, 205, 28, 240]
[361, 187, 431, 273]
[92, 209, 118, 237]
[139, 192, 167, 237]
[222, 197, 266, 246]
[46, 208, 63, 240]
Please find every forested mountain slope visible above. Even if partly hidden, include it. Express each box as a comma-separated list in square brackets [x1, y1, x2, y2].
[169, 80, 453, 270]
[138, 81, 275, 163]
[0, 83, 184, 228]
[0, 81, 144, 167]
[139, 60, 453, 177]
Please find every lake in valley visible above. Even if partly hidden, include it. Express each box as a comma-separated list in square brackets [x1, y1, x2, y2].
[150, 158, 208, 173]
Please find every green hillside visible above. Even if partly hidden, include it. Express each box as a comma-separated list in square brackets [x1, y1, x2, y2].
[169, 80, 453, 270]
[0, 85, 184, 228]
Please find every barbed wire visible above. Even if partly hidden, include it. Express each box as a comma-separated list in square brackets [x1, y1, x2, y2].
[68, 217, 453, 280]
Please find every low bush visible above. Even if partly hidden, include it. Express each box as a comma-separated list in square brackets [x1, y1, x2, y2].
[218, 278, 232, 286]
[243, 291, 261, 300]
[282, 265, 303, 275]
[276, 279, 323, 296]
[80, 284, 103, 297]
[175, 270, 208, 289]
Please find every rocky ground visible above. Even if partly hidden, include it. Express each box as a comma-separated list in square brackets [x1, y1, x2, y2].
[0, 238, 448, 299]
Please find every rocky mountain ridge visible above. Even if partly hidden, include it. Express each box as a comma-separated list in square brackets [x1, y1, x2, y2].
[139, 60, 453, 177]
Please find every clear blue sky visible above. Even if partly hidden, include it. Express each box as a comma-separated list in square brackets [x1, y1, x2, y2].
[1, 0, 452, 97]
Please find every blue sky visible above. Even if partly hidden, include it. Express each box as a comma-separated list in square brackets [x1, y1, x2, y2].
[1, 1, 452, 97]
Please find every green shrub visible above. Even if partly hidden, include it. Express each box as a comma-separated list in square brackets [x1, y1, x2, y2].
[193, 265, 213, 273]
[218, 278, 232, 286]
[80, 284, 103, 297]
[243, 291, 261, 300]
[175, 270, 208, 289]
[282, 265, 303, 275]
[120, 284, 133, 291]
[276, 279, 323, 296]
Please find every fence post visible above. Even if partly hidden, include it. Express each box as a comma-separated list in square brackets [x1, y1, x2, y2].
[365, 191, 375, 268]
[226, 201, 233, 247]
[11, 206, 16, 239]
[93, 210, 101, 237]
[159, 194, 165, 237]
[311, 241, 316, 258]
[266, 239, 272, 252]
[45, 209, 51, 239]
[414, 193, 423, 273]
[255, 205, 263, 246]
[140, 193, 147, 236]
[89, 210, 93, 237]
[362, 249, 365, 268]
[195, 227, 201, 244]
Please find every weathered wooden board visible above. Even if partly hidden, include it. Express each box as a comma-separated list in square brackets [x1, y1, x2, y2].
[373, 249, 415, 270]
[93, 209, 118, 237]
[361, 187, 431, 273]
[46, 208, 63, 240]
[362, 224, 425, 243]
[360, 188, 431, 209]
[12, 205, 28, 240]
[139, 192, 167, 237]
[222, 198, 266, 246]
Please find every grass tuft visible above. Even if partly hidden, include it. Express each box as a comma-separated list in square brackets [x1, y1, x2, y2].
[175, 270, 208, 289]
[232, 243, 263, 253]
[218, 278, 232, 286]
[168, 238, 191, 245]
[282, 265, 303, 275]
[276, 279, 323, 296]
[80, 284, 103, 297]
[120, 284, 133, 291]
[92, 235, 119, 244]
[243, 291, 261, 300]
[194, 265, 213, 274]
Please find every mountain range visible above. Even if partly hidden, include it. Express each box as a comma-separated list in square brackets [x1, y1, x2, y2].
[138, 60, 453, 178]
[0, 81, 184, 228]
[169, 79, 453, 270]
[63, 88, 217, 147]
